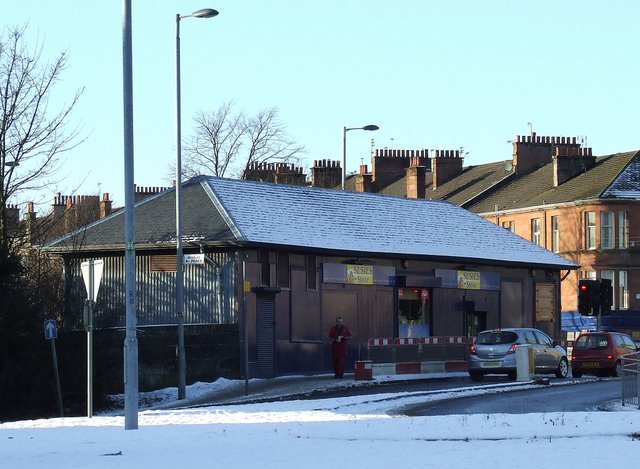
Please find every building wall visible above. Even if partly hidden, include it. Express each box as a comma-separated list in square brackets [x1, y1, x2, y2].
[238, 249, 552, 377]
[487, 200, 640, 312]
[57, 245, 561, 384]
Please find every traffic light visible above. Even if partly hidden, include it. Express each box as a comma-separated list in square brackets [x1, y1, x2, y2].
[578, 279, 601, 316]
[599, 279, 612, 315]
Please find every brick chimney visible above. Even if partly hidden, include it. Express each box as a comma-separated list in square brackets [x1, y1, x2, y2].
[26, 202, 37, 245]
[311, 160, 342, 188]
[100, 192, 113, 218]
[553, 146, 596, 186]
[52, 193, 66, 219]
[432, 150, 463, 189]
[512, 133, 581, 176]
[135, 185, 170, 203]
[406, 156, 427, 198]
[354, 164, 374, 193]
[372, 149, 429, 188]
[5, 204, 20, 233]
[274, 163, 307, 186]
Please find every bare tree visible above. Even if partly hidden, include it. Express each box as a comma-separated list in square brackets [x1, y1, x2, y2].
[183, 101, 305, 180]
[0, 25, 83, 252]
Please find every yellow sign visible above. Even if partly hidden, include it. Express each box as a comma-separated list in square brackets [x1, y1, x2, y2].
[346, 265, 374, 285]
[244, 280, 251, 293]
[457, 270, 481, 290]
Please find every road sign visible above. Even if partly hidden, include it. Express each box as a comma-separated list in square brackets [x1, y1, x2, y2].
[184, 254, 205, 265]
[81, 259, 104, 301]
[44, 319, 57, 340]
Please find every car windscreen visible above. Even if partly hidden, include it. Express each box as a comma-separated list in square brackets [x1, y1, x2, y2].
[575, 335, 609, 349]
[475, 331, 518, 345]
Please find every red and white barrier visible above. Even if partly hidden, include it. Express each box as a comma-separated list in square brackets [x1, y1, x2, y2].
[369, 336, 471, 346]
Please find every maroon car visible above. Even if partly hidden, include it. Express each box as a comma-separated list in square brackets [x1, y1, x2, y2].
[571, 331, 639, 377]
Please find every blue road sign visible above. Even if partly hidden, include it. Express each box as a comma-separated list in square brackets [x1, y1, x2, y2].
[44, 320, 57, 340]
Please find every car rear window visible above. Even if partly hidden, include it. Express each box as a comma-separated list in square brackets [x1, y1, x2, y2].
[475, 331, 518, 345]
[575, 334, 609, 349]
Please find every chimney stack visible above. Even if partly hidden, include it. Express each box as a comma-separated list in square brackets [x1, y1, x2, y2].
[432, 150, 463, 189]
[311, 159, 342, 188]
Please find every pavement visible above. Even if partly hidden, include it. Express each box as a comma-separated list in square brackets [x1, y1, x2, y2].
[159, 371, 470, 410]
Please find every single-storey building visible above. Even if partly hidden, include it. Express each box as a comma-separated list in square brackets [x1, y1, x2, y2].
[44, 176, 577, 390]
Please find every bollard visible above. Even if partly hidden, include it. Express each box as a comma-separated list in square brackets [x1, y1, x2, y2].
[516, 344, 534, 381]
[354, 360, 373, 380]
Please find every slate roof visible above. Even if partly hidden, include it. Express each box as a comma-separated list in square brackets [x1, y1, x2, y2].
[360, 150, 640, 214]
[46, 176, 577, 270]
[467, 151, 640, 214]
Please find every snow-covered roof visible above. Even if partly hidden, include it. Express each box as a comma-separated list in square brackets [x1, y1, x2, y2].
[602, 152, 640, 198]
[203, 177, 577, 269]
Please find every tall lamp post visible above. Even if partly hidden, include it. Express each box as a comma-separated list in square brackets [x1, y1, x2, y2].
[175, 7, 219, 400]
[122, 0, 138, 430]
[342, 124, 379, 190]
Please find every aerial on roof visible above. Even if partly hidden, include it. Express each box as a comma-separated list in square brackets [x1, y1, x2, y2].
[45, 176, 577, 270]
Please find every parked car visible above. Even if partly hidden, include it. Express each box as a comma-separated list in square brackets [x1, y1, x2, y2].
[570, 331, 639, 377]
[468, 328, 569, 381]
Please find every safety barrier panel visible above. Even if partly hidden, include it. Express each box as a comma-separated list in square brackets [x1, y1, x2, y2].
[366, 336, 470, 365]
[621, 351, 640, 409]
[368, 336, 472, 346]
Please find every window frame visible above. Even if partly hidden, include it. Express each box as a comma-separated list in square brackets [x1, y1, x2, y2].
[531, 218, 541, 245]
[600, 211, 614, 249]
[551, 215, 559, 253]
[585, 211, 596, 250]
[618, 270, 629, 310]
[618, 211, 629, 249]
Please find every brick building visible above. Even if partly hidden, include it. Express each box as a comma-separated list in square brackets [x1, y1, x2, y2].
[328, 133, 640, 317]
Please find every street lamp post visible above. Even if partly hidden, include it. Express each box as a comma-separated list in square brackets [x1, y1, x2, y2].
[342, 124, 379, 190]
[175, 7, 219, 400]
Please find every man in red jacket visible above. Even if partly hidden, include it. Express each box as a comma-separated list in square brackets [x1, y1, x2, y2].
[328, 316, 352, 378]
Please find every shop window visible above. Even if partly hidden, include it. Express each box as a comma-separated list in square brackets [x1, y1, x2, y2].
[398, 288, 430, 338]
[466, 311, 486, 338]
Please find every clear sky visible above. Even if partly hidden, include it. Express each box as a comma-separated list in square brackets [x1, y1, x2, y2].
[4, 0, 640, 209]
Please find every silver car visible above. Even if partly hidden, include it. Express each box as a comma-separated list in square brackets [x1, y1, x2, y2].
[468, 328, 569, 381]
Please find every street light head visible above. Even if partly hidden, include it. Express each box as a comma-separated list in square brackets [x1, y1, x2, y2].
[363, 125, 379, 131]
[192, 8, 219, 18]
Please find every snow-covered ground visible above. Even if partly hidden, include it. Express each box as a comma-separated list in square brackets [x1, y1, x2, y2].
[2, 377, 639, 468]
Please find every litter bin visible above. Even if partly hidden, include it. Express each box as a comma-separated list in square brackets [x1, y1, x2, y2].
[516, 344, 534, 381]
[354, 360, 373, 380]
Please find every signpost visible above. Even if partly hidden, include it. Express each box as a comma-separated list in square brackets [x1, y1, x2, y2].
[44, 319, 64, 416]
[80, 259, 104, 418]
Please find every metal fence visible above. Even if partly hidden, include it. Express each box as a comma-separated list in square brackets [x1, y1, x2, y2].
[621, 351, 640, 408]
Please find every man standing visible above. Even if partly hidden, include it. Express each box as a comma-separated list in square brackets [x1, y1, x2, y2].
[328, 316, 352, 378]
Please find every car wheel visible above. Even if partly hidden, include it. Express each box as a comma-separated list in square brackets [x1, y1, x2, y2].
[612, 361, 622, 377]
[507, 371, 517, 380]
[555, 358, 569, 378]
[572, 369, 582, 378]
[469, 372, 483, 381]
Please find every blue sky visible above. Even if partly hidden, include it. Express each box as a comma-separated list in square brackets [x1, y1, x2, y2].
[4, 1, 640, 208]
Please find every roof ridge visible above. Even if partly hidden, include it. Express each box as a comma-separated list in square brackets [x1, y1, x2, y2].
[200, 178, 246, 242]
